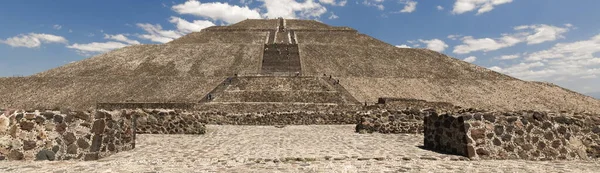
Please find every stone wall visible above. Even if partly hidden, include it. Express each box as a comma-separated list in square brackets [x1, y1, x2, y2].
[197, 111, 360, 125]
[424, 110, 600, 160]
[123, 109, 206, 134]
[97, 102, 195, 110]
[464, 111, 600, 160]
[423, 112, 469, 155]
[355, 109, 428, 134]
[0, 110, 135, 161]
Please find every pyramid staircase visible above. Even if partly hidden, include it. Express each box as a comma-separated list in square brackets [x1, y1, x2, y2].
[197, 18, 359, 112]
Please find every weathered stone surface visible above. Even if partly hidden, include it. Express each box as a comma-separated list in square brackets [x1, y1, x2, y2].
[35, 149, 55, 161]
[23, 140, 36, 150]
[483, 113, 495, 122]
[34, 116, 45, 124]
[41, 112, 55, 120]
[19, 121, 35, 131]
[471, 129, 485, 140]
[92, 120, 106, 134]
[52, 145, 60, 153]
[67, 144, 78, 154]
[77, 138, 90, 149]
[84, 153, 99, 161]
[72, 111, 90, 121]
[55, 122, 67, 133]
[493, 138, 501, 146]
[8, 150, 24, 160]
[494, 125, 504, 135]
[25, 113, 36, 120]
[476, 148, 489, 156]
[64, 132, 76, 145]
[91, 135, 103, 152]
[54, 115, 64, 123]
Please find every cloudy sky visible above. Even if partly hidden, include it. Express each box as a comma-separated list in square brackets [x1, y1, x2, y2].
[1, 0, 599, 96]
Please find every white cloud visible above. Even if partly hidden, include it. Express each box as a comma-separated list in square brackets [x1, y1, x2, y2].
[418, 39, 448, 52]
[363, 0, 385, 10]
[447, 34, 461, 40]
[399, 0, 417, 13]
[135, 17, 215, 44]
[437, 6, 444, 10]
[581, 75, 597, 79]
[319, 0, 347, 6]
[464, 56, 477, 63]
[1, 33, 68, 48]
[69, 33, 141, 56]
[453, 24, 571, 54]
[169, 16, 215, 33]
[496, 54, 520, 60]
[489, 34, 600, 89]
[328, 12, 339, 19]
[514, 24, 571, 45]
[454, 35, 520, 54]
[67, 42, 129, 55]
[53, 24, 62, 30]
[136, 23, 182, 43]
[172, 0, 261, 24]
[69, 29, 73, 33]
[395, 44, 411, 48]
[525, 34, 600, 62]
[104, 34, 141, 45]
[261, 0, 328, 19]
[452, 0, 513, 15]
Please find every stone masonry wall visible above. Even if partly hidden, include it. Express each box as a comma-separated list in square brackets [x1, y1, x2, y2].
[197, 111, 360, 125]
[123, 109, 206, 134]
[355, 109, 428, 134]
[424, 110, 600, 160]
[464, 111, 600, 160]
[97, 102, 195, 110]
[0, 110, 135, 161]
[423, 112, 469, 155]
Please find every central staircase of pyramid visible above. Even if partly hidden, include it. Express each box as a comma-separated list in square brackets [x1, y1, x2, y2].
[196, 18, 360, 113]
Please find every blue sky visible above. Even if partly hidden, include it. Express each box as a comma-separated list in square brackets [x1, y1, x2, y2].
[1, 0, 599, 95]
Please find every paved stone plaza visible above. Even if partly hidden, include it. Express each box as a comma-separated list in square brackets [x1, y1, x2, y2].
[1, 125, 599, 172]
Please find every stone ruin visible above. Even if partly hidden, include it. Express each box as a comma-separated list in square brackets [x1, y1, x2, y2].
[1, 18, 600, 161]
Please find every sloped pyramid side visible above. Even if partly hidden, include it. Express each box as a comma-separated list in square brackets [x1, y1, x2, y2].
[0, 19, 598, 112]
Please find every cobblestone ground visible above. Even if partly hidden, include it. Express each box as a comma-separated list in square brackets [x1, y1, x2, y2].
[1, 125, 599, 172]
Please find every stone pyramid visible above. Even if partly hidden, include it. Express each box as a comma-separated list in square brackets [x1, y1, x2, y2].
[1, 18, 599, 113]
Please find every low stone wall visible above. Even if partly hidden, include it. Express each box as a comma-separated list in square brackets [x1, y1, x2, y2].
[97, 102, 195, 110]
[197, 111, 359, 125]
[196, 103, 361, 114]
[355, 109, 428, 134]
[424, 110, 600, 160]
[423, 112, 468, 155]
[0, 110, 135, 161]
[122, 109, 206, 134]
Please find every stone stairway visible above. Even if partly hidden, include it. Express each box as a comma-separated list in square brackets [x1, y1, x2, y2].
[198, 18, 359, 112]
[261, 18, 302, 74]
[261, 44, 301, 73]
[197, 76, 360, 112]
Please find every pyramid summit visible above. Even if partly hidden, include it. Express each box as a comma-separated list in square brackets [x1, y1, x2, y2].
[1, 18, 599, 113]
